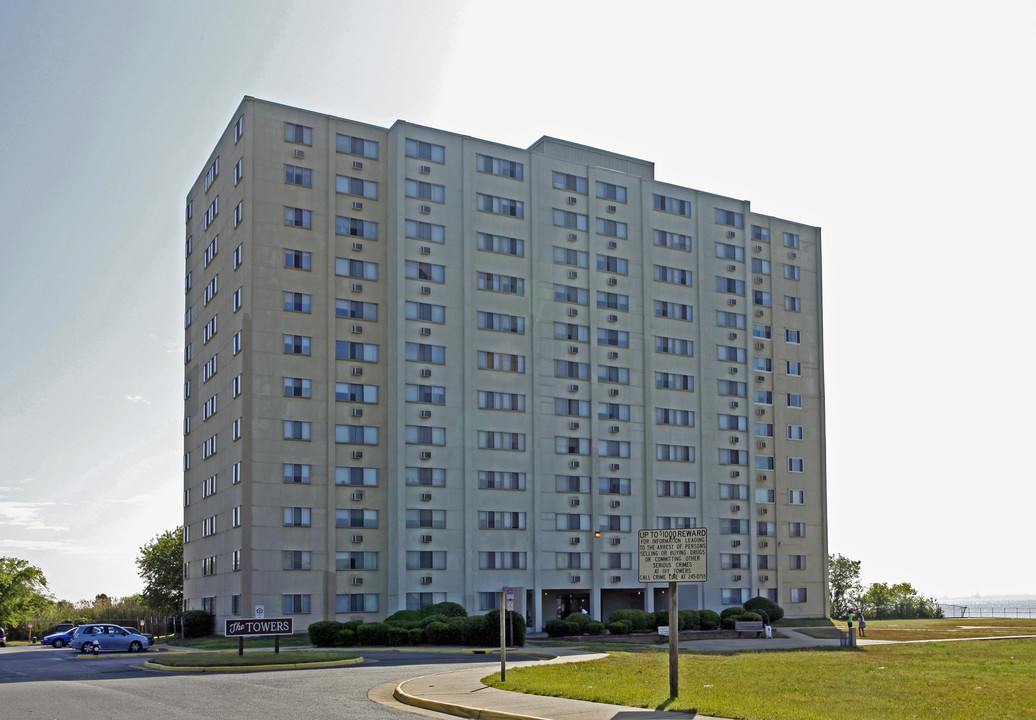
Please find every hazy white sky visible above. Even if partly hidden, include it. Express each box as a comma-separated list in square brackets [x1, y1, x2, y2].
[1, 0, 1033, 604]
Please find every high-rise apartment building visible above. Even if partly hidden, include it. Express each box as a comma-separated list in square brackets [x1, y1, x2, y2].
[183, 97, 826, 631]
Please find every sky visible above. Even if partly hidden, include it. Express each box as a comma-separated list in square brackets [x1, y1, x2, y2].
[1, 0, 1034, 605]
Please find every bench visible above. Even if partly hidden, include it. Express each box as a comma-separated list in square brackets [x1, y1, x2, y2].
[735, 620, 765, 638]
[658, 625, 670, 641]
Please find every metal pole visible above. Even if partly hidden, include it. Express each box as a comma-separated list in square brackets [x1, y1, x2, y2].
[669, 581, 679, 698]
[500, 591, 507, 681]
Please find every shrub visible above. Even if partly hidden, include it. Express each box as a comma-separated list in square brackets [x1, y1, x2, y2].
[678, 609, 701, 631]
[480, 610, 526, 647]
[653, 610, 670, 629]
[720, 607, 746, 621]
[308, 621, 343, 647]
[545, 619, 569, 637]
[608, 609, 654, 633]
[424, 621, 453, 645]
[387, 625, 411, 645]
[335, 628, 356, 646]
[341, 621, 363, 634]
[586, 621, 605, 635]
[608, 620, 630, 635]
[384, 610, 422, 627]
[743, 596, 784, 624]
[564, 613, 591, 632]
[357, 622, 390, 645]
[407, 628, 425, 645]
[170, 610, 214, 638]
[739, 612, 762, 622]
[699, 610, 720, 630]
[420, 613, 449, 628]
[421, 601, 467, 618]
[454, 616, 484, 646]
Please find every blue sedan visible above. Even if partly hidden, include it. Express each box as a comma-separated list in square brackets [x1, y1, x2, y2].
[41, 628, 76, 649]
[70, 624, 149, 653]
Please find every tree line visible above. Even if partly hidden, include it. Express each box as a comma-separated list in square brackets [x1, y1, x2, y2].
[829, 553, 943, 619]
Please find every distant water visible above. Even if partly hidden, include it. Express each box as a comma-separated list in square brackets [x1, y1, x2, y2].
[938, 594, 1036, 619]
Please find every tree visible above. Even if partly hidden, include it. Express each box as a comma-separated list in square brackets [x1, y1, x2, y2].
[828, 554, 863, 619]
[0, 557, 51, 628]
[136, 527, 183, 612]
[862, 582, 943, 619]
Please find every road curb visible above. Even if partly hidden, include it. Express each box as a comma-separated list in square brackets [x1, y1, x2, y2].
[141, 656, 363, 672]
[393, 675, 552, 720]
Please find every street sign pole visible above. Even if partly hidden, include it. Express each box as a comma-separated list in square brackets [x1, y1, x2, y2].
[669, 581, 679, 698]
[499, 590, 507, 681]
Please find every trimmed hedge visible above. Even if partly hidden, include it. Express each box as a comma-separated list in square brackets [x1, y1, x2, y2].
[586, 621, 605, 635]
[608, 620, 630, 635]
[700, 610, 720, 630]
[743, 596, 784, 624]
[608, 609, 654, 633]
[545, 619, 569, 637]
[308, 621, 341, 647]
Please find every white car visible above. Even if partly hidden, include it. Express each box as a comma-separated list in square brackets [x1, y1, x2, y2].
[69, 624, 149, 653]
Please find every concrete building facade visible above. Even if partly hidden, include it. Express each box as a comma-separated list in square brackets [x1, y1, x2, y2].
[183, 97, 827, 631]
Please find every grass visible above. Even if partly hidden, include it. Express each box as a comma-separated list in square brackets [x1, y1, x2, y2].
[487, 636, 1036, 720]
[168, 634, 314, 651]
[146, 649, 359, 667]
[801, 618, 1036, 642]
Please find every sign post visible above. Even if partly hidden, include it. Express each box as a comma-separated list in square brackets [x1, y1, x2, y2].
[499, 590, 507, 681]
[638, 528, 708, 699]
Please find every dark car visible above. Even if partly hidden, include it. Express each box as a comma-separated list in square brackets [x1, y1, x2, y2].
[42, 628, 77, 648]
[0, 626, 7, 647]
[120, 627, 155, 646]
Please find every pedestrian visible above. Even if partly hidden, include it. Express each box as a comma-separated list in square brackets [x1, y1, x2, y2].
[858, 611, 866, 637]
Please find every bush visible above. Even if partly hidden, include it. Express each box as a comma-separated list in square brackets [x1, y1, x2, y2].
[678, 609, 701, 631]
[168, 610, 214, 638]
[341, 621, 362, 634]
[481, 610, 526, 646]
[335, 628, 356, 646]
[308, 620, 343, 647]
[424, 621, 454, 645]
[586, 621, 605, 635]
[420, 613, 449, 628]
[545, 619, 569, 637]
[386, 625, 411, 645]
[720, 607, 746, 621]
[407, 628, 425, 645]
[739, 612, 762, 622]
[608, 620, 630, 635]
[357, 623, 390, 645]
[454, 616, 485, 646]
[653, 610, 670, 629]
[420, 601, 467, 618]
[743, 596, 784, 624]
[699, 610, 720, 630]
[564, 612, 592, 632]
[608, 609, 654, 633]
[384, 610, 421, 627]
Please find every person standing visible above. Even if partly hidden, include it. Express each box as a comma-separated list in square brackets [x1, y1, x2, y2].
[858, 611, 867, 637]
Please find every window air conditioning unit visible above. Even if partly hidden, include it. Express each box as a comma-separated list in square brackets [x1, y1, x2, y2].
[756, 408, 766, 415]
[729, 400, 739, 408]
[756, 375, 765, 382]
[420, 492, 432, 501]
[568, 307, 579, 317]
[729, 435, 739, 443]
[352, 242, 363, 251]
[607, 351, 618, 360]
[726, 231, 736, 238]
[568, 345, 579, 354]
[609, 425, 619, 433]
[352, 325, 363, 334]
[755, 310, 764, 317]
[728, 298, 737, 306]
[757, 441, 767, 449]
[608, 388, 619, 397]
[420, 246, 431, 255]
[568, 233, 577, 241]
[352, 201, 363, 210]
[760, 574, 769, 582]
[727, 264, 736, 272]
[569, 536, 581, 545]
[421, 576, 433, 585]
[759, 541, 769, 548]
[351, 451, 363, 460]
[352, 534, 363, 543]
[758, 473, 768, 481]
[610, 575, 621, 583]
[351, 576, 364, 585]
[352, 160, 363, 170]
[351, 491, 364, 501]
[731, 540, 741, 547]
[607, 277, 617, 286]
[728, 332, 737, 340]
[420, 409, 431, 419]
[420, 451, 432, 460]
[789, 251, 797, 259]
[352, 283, 363, 292]
[419, 205, 431, 214]
[566, 196, 577, 205]
[732, 574, 742, 581]
[610, 500, 620, 508]
[754, 277, 764, 284]
[728, 367, 738, 374]
[420, 534, 432, 543]
[731, 504, 741, 512]
[759, 508, 768, 515]
[607, 241, 617, 249]
[754, 245, 762, 252]
[420, 165, 431, 174]
[351, 367, 363, 376]
[607, 205, 616, 213]
[420, 368, 432, 377]
[755, 342, 765, 350]
[569, 574, 581, 583]
[569, 497, 580, 507]
[609, 537, 621, 545]
[609, 463, 620, 471]
[293, 149, 305, 158]
[568, 384, 579, 393]
[607, 314, 618, 322]
[569, 460, 580, 469]
[352, 408, 363, 417]
[420, 327, 431, 336]
[730, 471, 740, 478]
[568, 421, 579, 430]
[420, 286, 431, 295]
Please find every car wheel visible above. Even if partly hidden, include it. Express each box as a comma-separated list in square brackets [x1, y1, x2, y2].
[128, 641, 142, 652]
[80, 642, 93, 653]
[53, 639, 65, 649]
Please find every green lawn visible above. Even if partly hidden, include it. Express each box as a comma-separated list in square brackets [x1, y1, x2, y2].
[166, 634, 314, 650]
[486, 638, 1036, 720]
[804, 617, 1036, 642]
[147, 649, 359, 667]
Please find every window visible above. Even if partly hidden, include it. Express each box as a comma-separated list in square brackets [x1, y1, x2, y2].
[755, 422, 775, 437]
[786, 329, 801, 344]
[722, 589, 750, 605]
[755, 455, 775, 470]
[655, 300, 693, 321]
[656, 407, 693, 426]
[478, 390, 523, 411]
[599, 514, 631, 532]
[336, 133, 378, 158]
[654, 264, 692, 286]
[232, 461, 241, 484]
[478, 311, 525, 334]
[787, 425, 803, 440]
[554, 246, 588, 268]
[407, 384, 446, 405]
[233, 243, 242, 269]
[406, 509, 446, 528]
[720, 518, 749, 534]
[232, 287, 242, 313]
[336, 299, 378, 321]
[555, 514, 590, 531]
[596, 181, 627, 202]
[596, 218, 628, 238]
[758, 521, 776, 536]
[785, 296, 802, 312]
[479, 471, 526, 490]
[406, 301, 446, 323]
[406, 551, 446, 569]
[752, 258, 771, 274]
[553, 171, 587, 193]
[553, 209, 588, 230]
[658, 516, 696, 529]
[716, 311, 745, 329]
[477, 193, 523, 217]
[786, 361, 802, 376]
[201, 355, 217, 382]
[477, 153, 523, 179]
[653, 193, 691, 216]
[337, 175, 379, 199]
[283, 550, 311, 570]
[596, 254, 627, 274]
[336, 382, 379, 403]
[285, 164, 312, 187]
[284, 207, 312, 228]
[283, 292, 312, 313]
[714, 208, 744, 227]
[406, 425, 446, 446]
[599, 477, 631, 495]
[721, 553, 751, 570]
[558, 475, 590, 493]
[283, 507, 311, 527]
[719, 414, 747, 431]
[335, 425, 380, 445]
[477, 232, 524, 256]
[719, 449, 748, 465]
[758, 553, 777, 569]
[599, 402, 631, 421]
[285, 249, 312, 270]
[479, 431, 525, 451]
[754, 324, 772, 339]
[203, 236, 219, 267]
[598, 440, 631, 458]
[283, 594, 311, 614]
[556, 436, 590, 455]
[715, 242, 744, 261]
[555, 360, 590, 380]
[337, 508, 379, 528]
[405, 219, 445, 243]
[785, 264, 801, 280]
[203, 197, 218, 229]
[556, 398, 590, 417]
[202, 556, 216, 576]
[474, 271, 525, 295]
[555, 284, 589, 304]
[407, 467, 446, 487]
[405, 138, 444, 163]
[335, 551, 378, 570]
[716, 277, 745, 295]
[202, 315, 217, 343]
[478, 511, 526, 529]
[407, 342, 446, 364]
[753, 357, 772, 372]
[751, 225, 770, 242]
[233, 115, 243, 143]
[597, 329, 629, 347]
[335, 467, 378, 486]
[335, 341, 379, 362]
[337, 594, 379, 613]
[653, 229, 693, 252]
[753, 290, 772, 307]
[784, 232, 800, 249]
[233, 201, 243, 227]
[336, 216, 378, 239]
[718, 346, 746, 363]
[335, 258, 378, 280]
[657, 480, 695, 497]
[656, 336, 693, 356]
[789, 489, 805, 504]
[787, 393, 803, 408]
[405, 179, 444, 203]
[656, 372, 693, 391]
[479, 552, 527, 569]
[283, 420, 311, 441]
[790, 522, 806, 537]
[283, 464, 311, 484]
[479, 351, 524, 372]
[598, 365, 630, 384]
[720, 483, 749, 500]
[405, 260, 445, 283]
[283, 377, 311, 398]
[656, 444, 694, 462]
[555, 322, 589, 342]
[284, 123, 312, 145]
